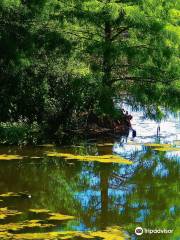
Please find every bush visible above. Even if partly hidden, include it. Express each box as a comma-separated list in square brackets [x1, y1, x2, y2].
[0, 121, 42, 145]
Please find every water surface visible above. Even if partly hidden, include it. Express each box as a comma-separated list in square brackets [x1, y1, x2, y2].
[0, 111, 179, 239]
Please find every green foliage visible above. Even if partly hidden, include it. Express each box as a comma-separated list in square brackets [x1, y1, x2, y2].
[0, 121, 41, 145]
[0, 0, 179, 141]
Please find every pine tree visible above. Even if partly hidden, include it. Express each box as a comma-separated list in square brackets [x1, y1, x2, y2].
[52, 0, 180, 114]
[0, 0, 179, 127]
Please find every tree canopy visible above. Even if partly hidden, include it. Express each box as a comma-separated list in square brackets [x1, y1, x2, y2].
[0, 0, 179, 134]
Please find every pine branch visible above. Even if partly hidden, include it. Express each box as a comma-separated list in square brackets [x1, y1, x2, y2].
[111, 27, 129, 41]
[110, 76, 177, 84]
[112, 64, 167, 74]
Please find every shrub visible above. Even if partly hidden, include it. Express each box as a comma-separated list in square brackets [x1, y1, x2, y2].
[0, 121, 41, 145]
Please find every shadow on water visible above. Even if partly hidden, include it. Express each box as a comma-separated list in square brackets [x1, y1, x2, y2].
[0, 110, 179, 239]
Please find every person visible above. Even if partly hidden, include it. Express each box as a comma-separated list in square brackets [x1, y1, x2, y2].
[157, 125, 160, 137]
[132, 129, 137, 138]
[124, 111, 133, 128]
[125, 111, 136, 139]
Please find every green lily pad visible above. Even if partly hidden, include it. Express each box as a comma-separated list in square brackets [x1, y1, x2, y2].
[154, 147, 180, 151]
[29, 209, 50, 213]
[48, 213, 75, 221]
[0, 207, 22, 220]
[0, 155, 23, 161]
[47, 152, 132, 164]
[0, 226, 127, 239]
[144, 143, 171, 147]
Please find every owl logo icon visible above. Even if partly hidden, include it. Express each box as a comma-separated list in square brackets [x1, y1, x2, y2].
[135, 227, 143, 236]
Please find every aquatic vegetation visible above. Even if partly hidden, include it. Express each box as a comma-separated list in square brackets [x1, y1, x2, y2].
[0, 192, 20, 198]
[90, 226, 127, 240]
[29, 209, 75, 221]
[30, 157, 42, 159]
[0, 231, 11, 239]
[37, 144, 55, 148]
[127, 142, 142, 145]
[0, 207, 75, 238]
[48, 213, 75, 221]
[0, 155, 23, 161]
[0, 192, 31, 199]
[144, 143, 171, 147]
[0, 207, 22, 219]
[0, 155, 43, 161]
[97, 143, 114, 147]
[29, 209, 50, 213]
[0, 226, 127, 239]
[0, 220, 54, 232]
[154, 147, 180, 152]
[46, 152, 132, 164]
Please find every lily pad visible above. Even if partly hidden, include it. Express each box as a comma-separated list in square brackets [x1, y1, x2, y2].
[0, 192, 19, 198]
[48, 213, 75, 221]
[90, 226, 127, 240]
[37, 144, 55, 147]
[97, 143, 114, 147]
[154, 147, 180, 152]
[0, 207, 22, 220]
[0, 220, 54, 232]
[144, 143, 171, 147]
[47, 152, 132, 164]
[127, 142, 142, 145]
[0, 154, 23, 161]
[0, 192, 30, 199]
[0, 232, 11, 239]
[0, 226, 127, 239]
[29, 209, 50, 213]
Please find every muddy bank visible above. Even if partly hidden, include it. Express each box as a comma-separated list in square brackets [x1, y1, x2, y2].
[61, 110, 134, 142]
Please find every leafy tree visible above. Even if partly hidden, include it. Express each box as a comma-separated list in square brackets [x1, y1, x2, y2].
[51, 0, 180, 114]
[0, 0, 179, 136]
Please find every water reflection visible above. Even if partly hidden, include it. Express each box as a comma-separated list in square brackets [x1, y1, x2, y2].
[0, 112, 179, 239]
[113, 143, 144, 157]
[118, 104, 180, 144]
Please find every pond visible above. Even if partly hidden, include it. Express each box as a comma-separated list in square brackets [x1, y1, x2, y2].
[0, 109, 179, 240]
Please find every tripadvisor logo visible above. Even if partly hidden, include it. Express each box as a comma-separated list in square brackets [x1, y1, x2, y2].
[135, 227, 173, 236]
[135, 227, 143, 236]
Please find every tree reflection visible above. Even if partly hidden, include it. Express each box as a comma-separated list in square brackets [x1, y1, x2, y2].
[0, 144, 179, 238]
[75, 145, 179, 239]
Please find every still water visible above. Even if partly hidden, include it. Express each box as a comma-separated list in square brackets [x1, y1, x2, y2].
[0, 110, 179, 240]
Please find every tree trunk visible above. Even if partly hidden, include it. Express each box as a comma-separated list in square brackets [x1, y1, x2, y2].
[103, 20, 112, 87]
[100, 165, 109, 228]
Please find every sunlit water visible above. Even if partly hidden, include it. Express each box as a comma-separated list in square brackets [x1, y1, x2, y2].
[131, 109, 180, 143]
[0, 110, 179, 240]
